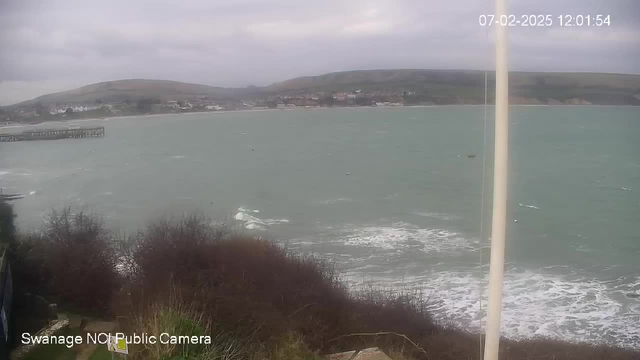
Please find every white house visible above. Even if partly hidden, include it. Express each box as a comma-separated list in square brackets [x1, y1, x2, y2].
[49, 107, 66, 115]
[69, 105, 100, 113]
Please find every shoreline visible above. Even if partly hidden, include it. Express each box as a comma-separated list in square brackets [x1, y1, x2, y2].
[9, 200, 640, 350]
[2, 106, 639, 349]
[1, 103, 638, 133]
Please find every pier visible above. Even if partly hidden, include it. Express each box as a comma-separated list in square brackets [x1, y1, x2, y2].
[0, 194, 23, 201]
[0, 126, 105, 142]
[0, 189, 23, 201]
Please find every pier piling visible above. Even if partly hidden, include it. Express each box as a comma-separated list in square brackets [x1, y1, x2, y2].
[0, 126, 105, 142]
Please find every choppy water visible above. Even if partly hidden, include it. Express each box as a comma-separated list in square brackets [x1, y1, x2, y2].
[1, 106, 639, 348]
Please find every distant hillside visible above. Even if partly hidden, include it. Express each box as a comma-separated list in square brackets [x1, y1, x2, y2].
[7, 79, 255, 108]
[266, 69, 640, 105]
[4, 70, 640, 110]
[267, 69, 640, 92]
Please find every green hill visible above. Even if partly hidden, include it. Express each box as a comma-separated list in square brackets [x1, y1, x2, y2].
[7, 79, 253, 108]
[3, 69, 640, 111]
[265, 69, 640, 105]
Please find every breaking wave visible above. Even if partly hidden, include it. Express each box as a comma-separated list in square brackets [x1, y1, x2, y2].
[336, 221, 476, 254]
[234, 207, 289, 230]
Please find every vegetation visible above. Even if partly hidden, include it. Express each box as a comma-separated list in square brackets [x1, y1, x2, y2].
[4, 79, 247, 110]
[136, 98, 155, 112]
[131, 297, 244, 360]
[265, 69, 640, 105]
[0, 200, 16, 247]
[3, 70, 639, 116]
[19, 328, 85, 360]
[12, 208, 119, 314]
[34, 102, 45, 116]
[88, 345, 112, 360]
[7, 208, 640, 359]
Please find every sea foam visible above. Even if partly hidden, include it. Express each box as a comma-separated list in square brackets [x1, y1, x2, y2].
[518, 203, 540, 210]
[343, 266, 640, 349]
[234, 207, 289, 230]
[337, 222, 476, 254]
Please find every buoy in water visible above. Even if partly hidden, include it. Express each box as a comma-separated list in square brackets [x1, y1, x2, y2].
[514, 219, 518, 223]
[346, 172, 350, 175]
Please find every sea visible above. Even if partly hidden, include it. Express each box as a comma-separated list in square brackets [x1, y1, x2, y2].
[1, 106, 639, 348]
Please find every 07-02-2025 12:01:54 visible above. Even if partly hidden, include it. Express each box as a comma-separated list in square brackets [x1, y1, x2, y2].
[478, 14, 611, 27]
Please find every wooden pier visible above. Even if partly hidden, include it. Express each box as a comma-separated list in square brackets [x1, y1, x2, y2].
[0, 188, 23, 201]
[0, 126, 105, 142]
[0, 194, 23, 201]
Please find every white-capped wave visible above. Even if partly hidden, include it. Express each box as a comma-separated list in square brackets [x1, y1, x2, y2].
[171, 155, 186, 159]
[238, 206, 260, 213]
[621, 187, 631, 191]
[337, 222, 476, 254]
[347, 269, 640, 349]
[415, 212, 462, 221]
[5, 171, 34, 177]
[234, 207, 288, 230]
[518, 203, 540, 210]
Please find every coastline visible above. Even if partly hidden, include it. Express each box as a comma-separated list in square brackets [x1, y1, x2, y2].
[2, 105, 639, 350]
[1, 103, 638, 133]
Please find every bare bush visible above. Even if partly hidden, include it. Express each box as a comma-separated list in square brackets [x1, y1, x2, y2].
[13, 208, 119, 315]
[130, 216, 435, 356]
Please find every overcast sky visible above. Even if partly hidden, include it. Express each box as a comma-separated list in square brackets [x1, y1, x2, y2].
[0, 0, 639, 105]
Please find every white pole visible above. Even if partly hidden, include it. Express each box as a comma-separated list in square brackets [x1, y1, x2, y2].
[483, 0, 509, 358]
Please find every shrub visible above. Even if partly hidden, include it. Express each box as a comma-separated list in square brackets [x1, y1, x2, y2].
[0, 200, 16, 247]
[130, 216, 435, 357]
[128, 215, 640, 360]
[13, 208, 119, 315]
[12, 210, 640, 359]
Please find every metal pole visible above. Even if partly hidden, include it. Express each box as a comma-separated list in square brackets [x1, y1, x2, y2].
[483, 0, 509, 358]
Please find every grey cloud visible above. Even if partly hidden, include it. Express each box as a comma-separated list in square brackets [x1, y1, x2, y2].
[0, 0, 638, 105]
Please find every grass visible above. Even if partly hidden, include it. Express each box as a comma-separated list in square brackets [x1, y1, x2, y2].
[88, 345, 112, 360]
[21, 343, 75, 360]
[130, 295, 243, 360]
[249, 333, 322, 360]
[21, 329, 82, 360]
